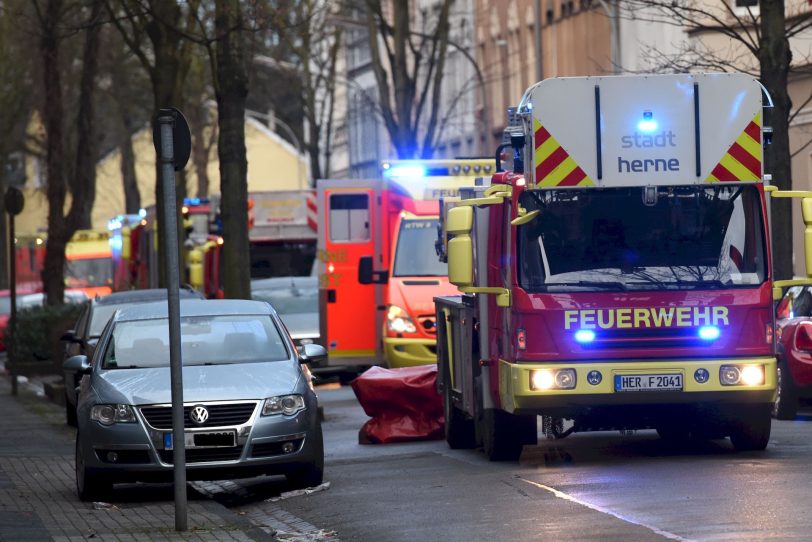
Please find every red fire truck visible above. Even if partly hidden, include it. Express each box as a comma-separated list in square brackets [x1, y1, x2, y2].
[316, 159, 494, 372]
[436, 73, 809, 460]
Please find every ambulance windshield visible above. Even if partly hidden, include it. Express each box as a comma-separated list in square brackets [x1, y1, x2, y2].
[517, 185, 766, 292]
[393, 218, 448, 277]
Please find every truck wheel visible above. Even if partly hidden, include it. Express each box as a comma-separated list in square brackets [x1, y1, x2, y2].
[729, 404, 772, 452]
[481, 409, 534, 461]
[443, 382, 476, 449]
[772, 361, 798, 420]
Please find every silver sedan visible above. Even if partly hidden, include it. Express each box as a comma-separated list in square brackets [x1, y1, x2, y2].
[65, 298, 325, 501]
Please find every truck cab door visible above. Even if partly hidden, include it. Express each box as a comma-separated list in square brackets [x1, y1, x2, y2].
[317, 180, 385, 368]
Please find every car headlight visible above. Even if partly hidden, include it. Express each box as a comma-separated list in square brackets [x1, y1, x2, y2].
[90, 404, 136, 425]
[262, 394, 305, 416]
[387, 305, 416, 334]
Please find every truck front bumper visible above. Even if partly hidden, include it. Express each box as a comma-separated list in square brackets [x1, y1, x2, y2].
[383, 337, 437, 368]
[499, 357, 776, 415]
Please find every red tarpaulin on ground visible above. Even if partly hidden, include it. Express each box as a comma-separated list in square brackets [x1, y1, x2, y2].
[351, 365, 444, 444]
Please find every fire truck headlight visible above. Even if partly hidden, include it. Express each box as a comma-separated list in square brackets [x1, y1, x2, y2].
[740, 365, 765, 386]
[386, 305, 417, 334]
[720, 365, 741, 385]
[531, 369, 576, 390]
[531, 370, 555, 390]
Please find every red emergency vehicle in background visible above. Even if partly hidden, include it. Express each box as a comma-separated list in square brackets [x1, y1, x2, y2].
[111, 193, 317, 298]
[12, 231, 112, 298]
[435, 73, 812, 460]
[316, 159, 494, 372]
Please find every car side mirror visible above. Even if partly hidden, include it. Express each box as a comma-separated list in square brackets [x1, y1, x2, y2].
[358, 256, 388, 285]
[299, 343, 327, 364]
[60, 330, 81, 343]
[63, 354, 91, 374]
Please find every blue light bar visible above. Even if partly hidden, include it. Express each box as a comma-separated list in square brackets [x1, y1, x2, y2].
[574, 329, 596, 343]
[387, 166, 426, 179]
[698, 326, 721, 341]
[637, 110, 657, 133]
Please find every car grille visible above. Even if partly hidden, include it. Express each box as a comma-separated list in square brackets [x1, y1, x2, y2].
[140, 402, 257, 429]
[251, 438, 305, 458]
[159, 446, 244, 464]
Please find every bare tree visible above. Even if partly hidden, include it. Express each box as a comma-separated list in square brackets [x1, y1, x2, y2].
[364, 0, 454, 159]
[624, 0, 812, 280]
[35, 0, 104, 305]
[271, 0, 343, 180]
[0, 0, 35, 289]
[105, 0, 197, 285]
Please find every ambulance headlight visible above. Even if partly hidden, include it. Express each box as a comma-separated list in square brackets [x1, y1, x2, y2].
[740, 365, 765, 386]
[530, 369, 576, 390]
[386, 305, 417, 334]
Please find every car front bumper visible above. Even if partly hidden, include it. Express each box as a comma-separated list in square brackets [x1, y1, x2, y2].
[383, 337, 437, 368]
[77, 397, 322, 483]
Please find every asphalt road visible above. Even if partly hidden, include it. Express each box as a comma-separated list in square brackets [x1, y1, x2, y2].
[217, 385, 812, 542]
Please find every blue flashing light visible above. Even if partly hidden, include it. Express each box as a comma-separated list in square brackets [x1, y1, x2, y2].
[698, 326, 721, 341]
[574, 329, 596, 343]
[638, 110, 657, 133]
[138, 208, 147, 218]
[184, 197, 202, 206]
[386, 165, 426, 179]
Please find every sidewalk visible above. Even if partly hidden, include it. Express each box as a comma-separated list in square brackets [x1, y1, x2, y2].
[0, 369, 275, 542]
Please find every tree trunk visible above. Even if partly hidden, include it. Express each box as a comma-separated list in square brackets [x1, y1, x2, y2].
[67, 0, 102, 232]
[40, 0, 67, 306]
[119, 125, 141, 214]
[760, 0, 793, 280]
[215, 0, 250, 299]
[190, 106, 212, 197]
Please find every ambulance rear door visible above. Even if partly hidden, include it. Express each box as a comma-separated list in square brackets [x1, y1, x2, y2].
[317, 179, 386, 368]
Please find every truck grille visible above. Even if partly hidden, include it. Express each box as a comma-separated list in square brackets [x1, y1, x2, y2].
[140, 402, 257, 429]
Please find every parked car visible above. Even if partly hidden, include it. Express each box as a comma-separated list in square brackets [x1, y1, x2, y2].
[250, 277, 319, 349]
[774, 285, 812, 419]
[65, 299, 326, 501]
[61, 287, 204, 426]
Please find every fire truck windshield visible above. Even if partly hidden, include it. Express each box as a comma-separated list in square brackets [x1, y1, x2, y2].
[393, 218, 448, 277]
[517, 185, 766, 292]
[65, 257, 113, 288]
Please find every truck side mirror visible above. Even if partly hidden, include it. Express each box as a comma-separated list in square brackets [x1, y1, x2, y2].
[358, 256, 388, 285]
[446, 206, 474, 288]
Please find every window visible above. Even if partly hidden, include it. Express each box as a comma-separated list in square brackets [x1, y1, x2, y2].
[735, 0, 757, 6]
[329, 194, 370, 242]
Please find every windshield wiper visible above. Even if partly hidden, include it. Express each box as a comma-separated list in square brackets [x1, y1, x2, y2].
[685, 279, 733, 289]
[543, 281, 627, 291]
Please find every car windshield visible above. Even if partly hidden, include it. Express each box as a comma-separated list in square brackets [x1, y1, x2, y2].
[253, 287, 317, 315]
[392, 218, 447, 277]
[89, 305, 123, 337]
[517, 185, 766, 292]
[102, 314, 289, 369]
[65, 257, 113, 288]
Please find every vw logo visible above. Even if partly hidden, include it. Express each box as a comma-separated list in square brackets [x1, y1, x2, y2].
[190, 405, 209, 425]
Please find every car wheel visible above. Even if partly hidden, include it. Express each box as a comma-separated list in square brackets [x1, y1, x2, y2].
[286, 425, 324, 490]
[75, 435, 111, 501]
[65, 393, 77, 427]
[773, 361, 798, 420]
[729, 404, 772, 452]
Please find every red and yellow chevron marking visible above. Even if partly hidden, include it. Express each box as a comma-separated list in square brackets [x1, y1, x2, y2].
[707, 113, 762, 183]
[534, 119, 594, 188]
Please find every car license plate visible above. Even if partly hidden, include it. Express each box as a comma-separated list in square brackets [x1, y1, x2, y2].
[164, 431, 236, 450]
[614, 373, 683, 392]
